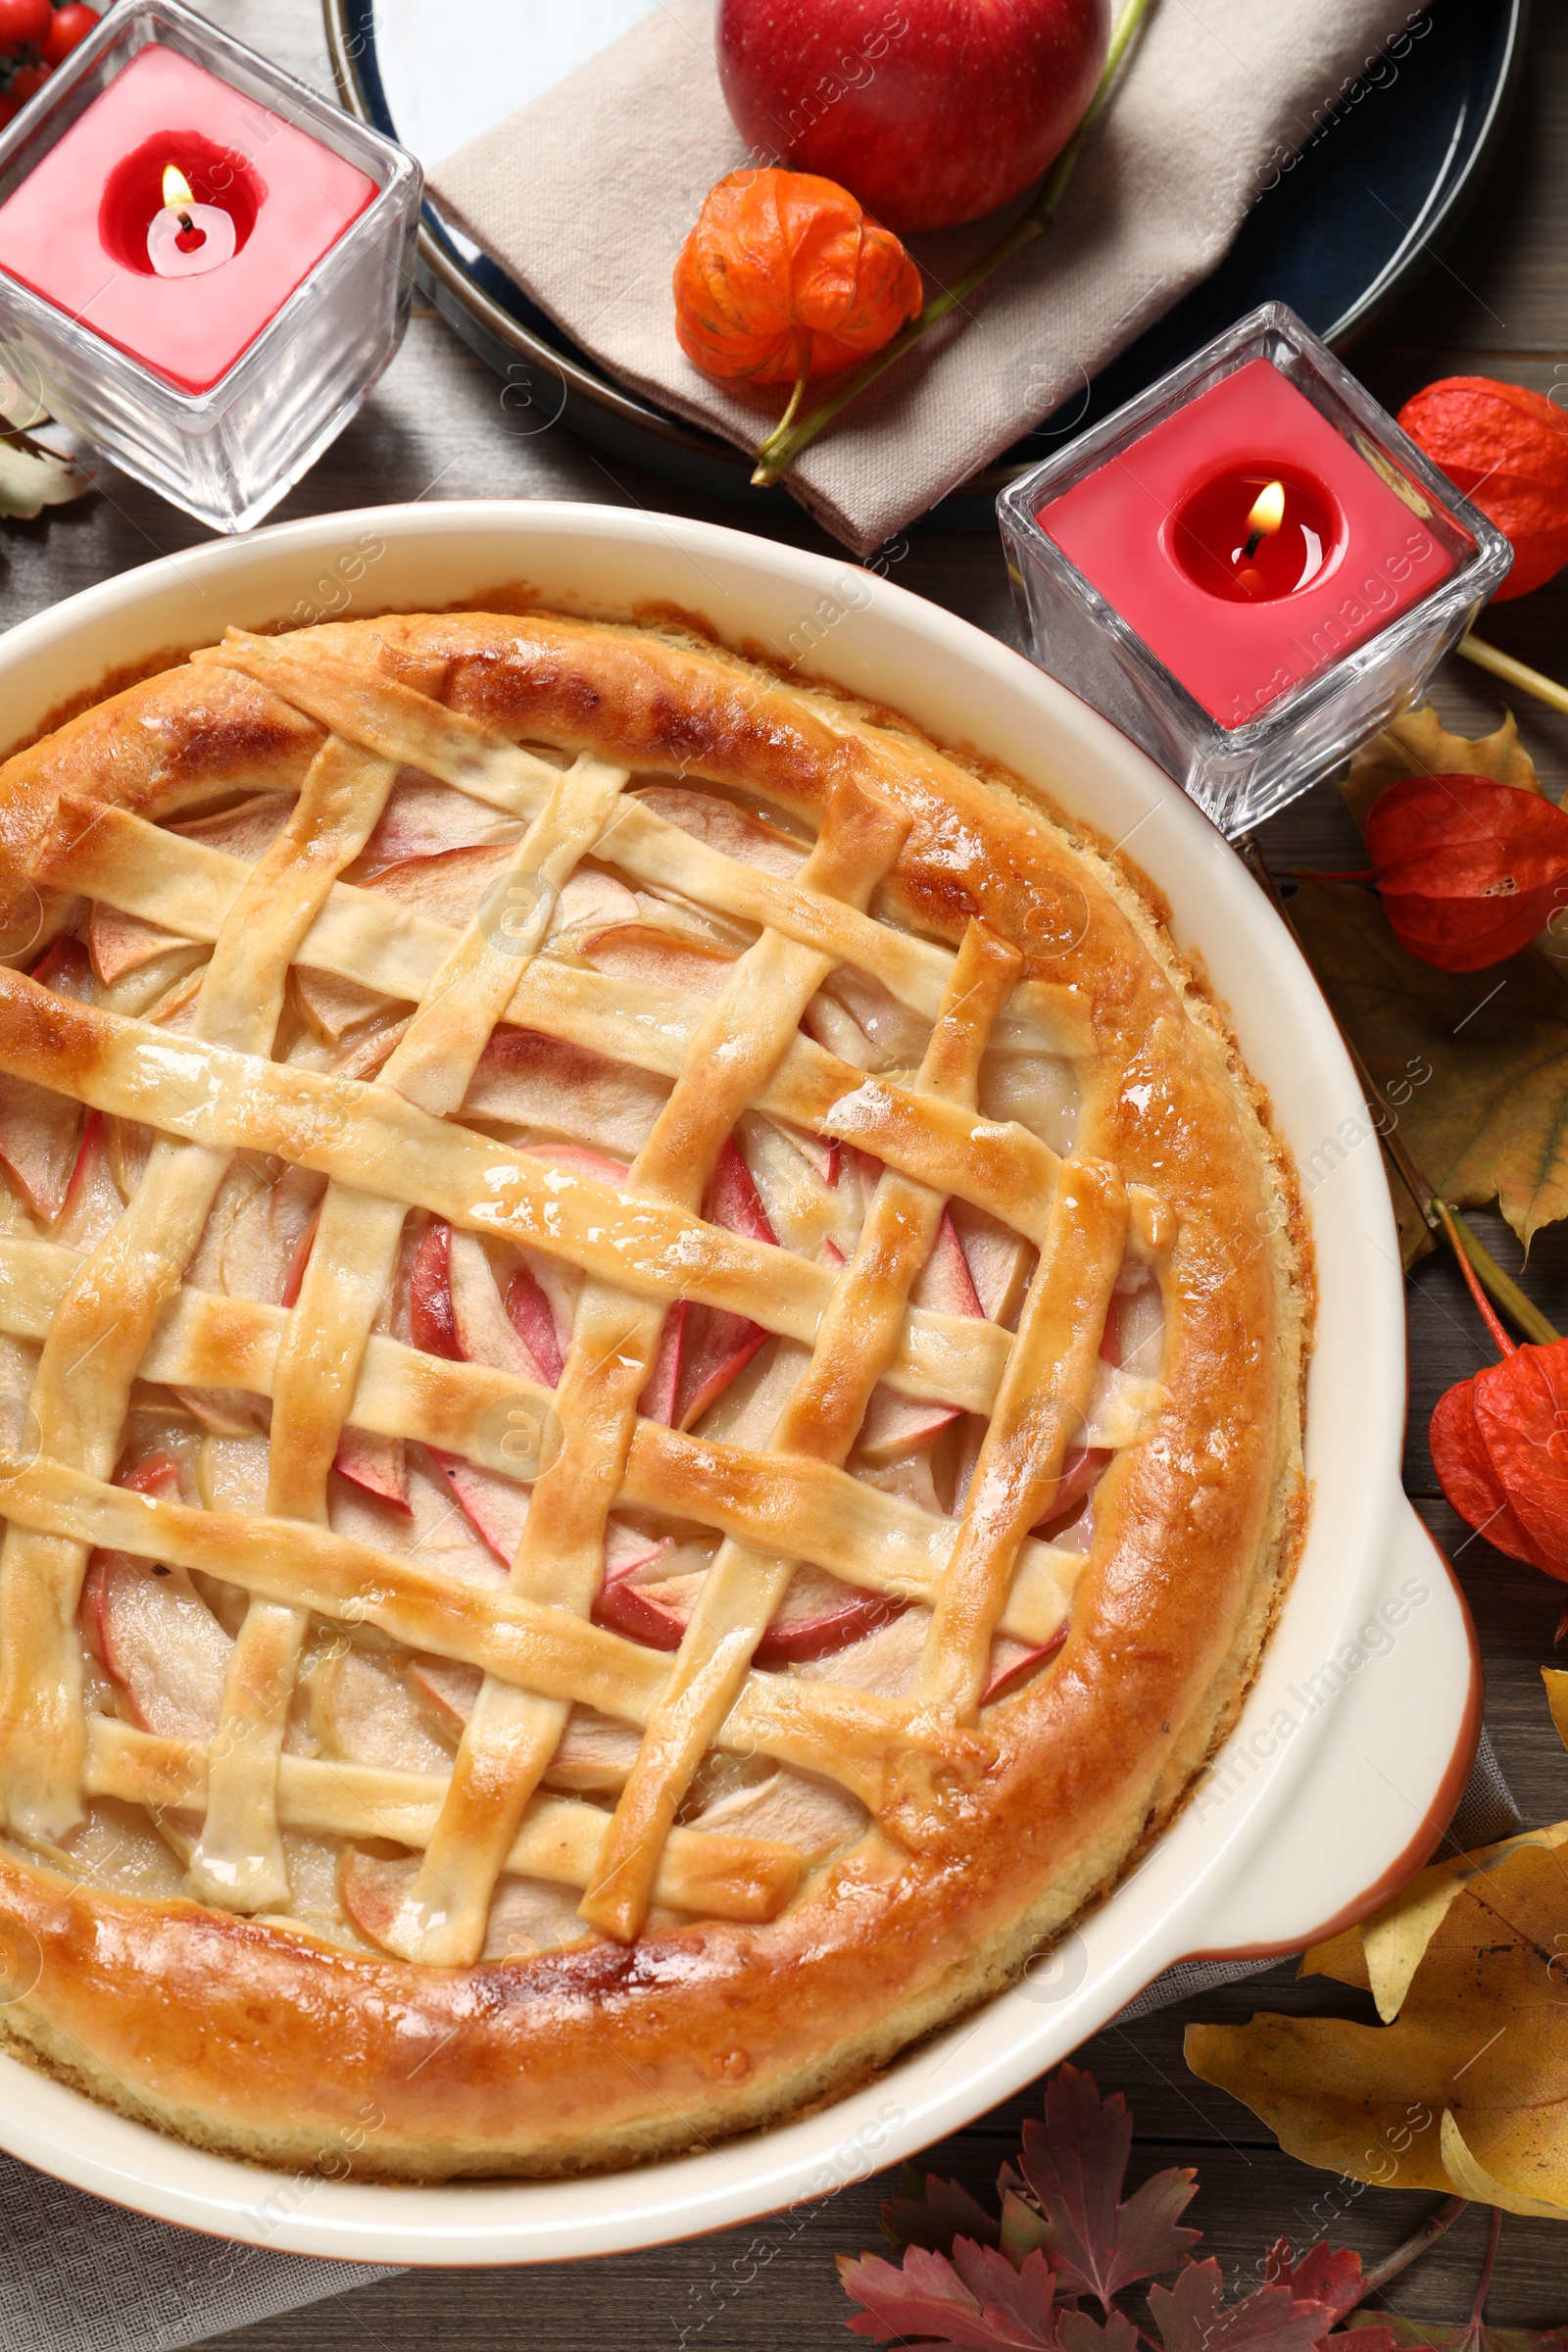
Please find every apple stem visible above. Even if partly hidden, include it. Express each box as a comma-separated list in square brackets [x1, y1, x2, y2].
[750, 0, 1157, 490]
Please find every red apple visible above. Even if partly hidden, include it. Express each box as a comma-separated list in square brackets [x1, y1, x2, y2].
[716, 0, 1110, 235]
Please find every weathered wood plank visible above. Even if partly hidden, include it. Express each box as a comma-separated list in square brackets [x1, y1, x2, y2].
[8, 0, 1566, 2342]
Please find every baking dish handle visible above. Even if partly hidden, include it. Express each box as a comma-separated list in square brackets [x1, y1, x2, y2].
[1182, 1503, 1480, 1963]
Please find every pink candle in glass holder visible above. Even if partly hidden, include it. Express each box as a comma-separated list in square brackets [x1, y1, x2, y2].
[1035, 358, 1457, 730]
[0, 43, 374, 393]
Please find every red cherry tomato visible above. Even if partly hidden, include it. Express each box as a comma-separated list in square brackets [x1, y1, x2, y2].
[8, 60, 48, 99]
[41, 2, 95, 65]
[0, 0, 51, 57]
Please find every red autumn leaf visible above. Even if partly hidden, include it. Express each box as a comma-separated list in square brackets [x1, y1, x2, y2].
[1001, 2064, 1199, 2308]
[1428, 1239, 1568, 1582]
[1264, 2241, 1366, 2321]
[1397, 377, 1568, 601]
[1150, 2261, 1335, 2352]
[1058, 2318, 1142, 2352]
[837, 2064, 1554, 2352]
[1360, 773, 1568, 973]
[839, 2238, 1062, 2349]
[673, 166, 922, 390]
[883, 2166, 1003, 2255]
[1265, 2242, 1421, 2352]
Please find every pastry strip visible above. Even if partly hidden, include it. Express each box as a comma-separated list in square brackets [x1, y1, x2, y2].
[85, 1722, 799, 1924]
[0, 1233, 1088, 1646]
[37, 796, 1108, 1248]
[191, 754, 630, 1910]
[386, 776, 909, 1963]
[0, 738, 395, 1838]
[0, 1455, 928, 1807]
[0, 970, 1011, 1408]
[195, 631, 1062, 1041]
[914, 1158, 1130, 1721]
[581, 917, 1024, 1940]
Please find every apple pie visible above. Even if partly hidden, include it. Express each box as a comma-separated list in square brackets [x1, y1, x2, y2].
[0, 607, 1307, 2180]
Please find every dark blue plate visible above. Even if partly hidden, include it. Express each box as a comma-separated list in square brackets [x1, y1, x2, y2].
[324, 0, 1528, 530]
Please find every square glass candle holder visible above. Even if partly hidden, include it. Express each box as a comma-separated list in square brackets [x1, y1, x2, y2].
[998, 304, 1512, 838]
[0, 0, 420, 532]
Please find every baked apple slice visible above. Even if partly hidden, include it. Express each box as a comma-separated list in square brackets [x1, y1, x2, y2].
[857, 1206, 984, 1462]
[595, 1550, 906, 1667]
[340, 1847, 590, 1960]
[640, 1138, 778, 1430]
[53, 1111, 125, 1250]
[628, 784, 809, 880]
[577, 918, 735, 1001]
[88, 900, 190, 986]
[464, 1026, 670, 1164]
[82, 1454, 233, 1740]
[0, 1070, 81, 1221]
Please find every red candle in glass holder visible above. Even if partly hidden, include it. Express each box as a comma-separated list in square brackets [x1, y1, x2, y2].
[0, 43, 375, 393]
[1036, 360, 1457, 729]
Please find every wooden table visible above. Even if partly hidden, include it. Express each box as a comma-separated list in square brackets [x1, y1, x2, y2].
[8, 4, 1568, 2343]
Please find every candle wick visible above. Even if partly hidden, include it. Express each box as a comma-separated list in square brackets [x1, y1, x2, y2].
[1241, 524, 1267, 561]
[176, 210, 194, 233]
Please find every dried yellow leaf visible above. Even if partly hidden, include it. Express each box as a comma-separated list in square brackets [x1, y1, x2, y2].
[1184, 1684, 1568, 2213]
[1342, 703, 1541, 834]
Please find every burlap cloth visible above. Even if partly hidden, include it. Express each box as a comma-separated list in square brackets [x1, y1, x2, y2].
[429, 0, 1424, 553]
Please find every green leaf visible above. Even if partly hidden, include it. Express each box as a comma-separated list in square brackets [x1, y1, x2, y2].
[1286, 874, 1568, 1248]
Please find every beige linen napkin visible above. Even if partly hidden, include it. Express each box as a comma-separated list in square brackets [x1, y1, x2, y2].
[432, 0, 1417, 555]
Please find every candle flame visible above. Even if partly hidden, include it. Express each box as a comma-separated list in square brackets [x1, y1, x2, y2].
[1246, 480, 1286, 539]
[162, 165, 196, 211]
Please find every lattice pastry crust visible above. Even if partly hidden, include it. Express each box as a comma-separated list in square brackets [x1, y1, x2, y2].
[0, 607, 1307, 2180]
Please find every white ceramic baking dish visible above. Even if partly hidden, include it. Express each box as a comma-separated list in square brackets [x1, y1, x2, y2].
[0, 503, 1476, 2264]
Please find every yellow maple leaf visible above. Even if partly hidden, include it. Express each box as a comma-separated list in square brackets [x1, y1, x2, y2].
[1185, 1672, 1568, 2216]
[1341, 703, 1542, 833]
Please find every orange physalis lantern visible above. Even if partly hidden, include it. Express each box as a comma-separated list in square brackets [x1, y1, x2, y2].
[1397, 376, 1568, 601]
[673, 168, 922, 406]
